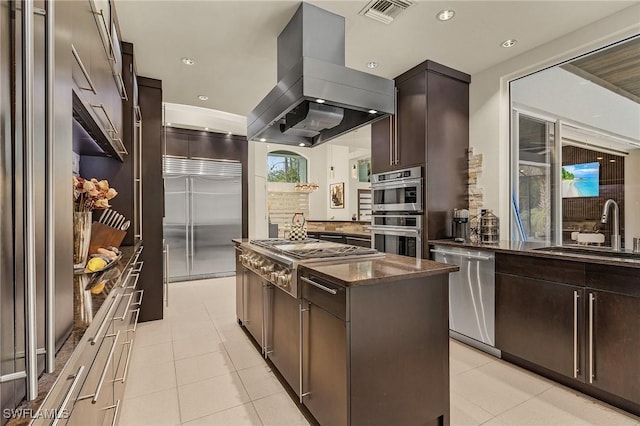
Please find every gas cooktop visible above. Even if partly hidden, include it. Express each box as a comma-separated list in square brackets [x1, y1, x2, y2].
[249, 238, 378, 260]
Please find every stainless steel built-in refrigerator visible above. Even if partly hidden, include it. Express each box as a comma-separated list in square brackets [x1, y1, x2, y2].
[164, 157, 242, 281]
[1, 1, 74, 419]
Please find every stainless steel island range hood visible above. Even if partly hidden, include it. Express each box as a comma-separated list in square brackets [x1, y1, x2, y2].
[247, 2, 395, 147]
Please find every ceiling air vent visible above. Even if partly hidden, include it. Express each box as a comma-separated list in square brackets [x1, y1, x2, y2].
[359, 0, 413, 24]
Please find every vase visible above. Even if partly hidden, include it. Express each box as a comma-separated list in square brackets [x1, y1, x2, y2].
[73, 211, 92, 269]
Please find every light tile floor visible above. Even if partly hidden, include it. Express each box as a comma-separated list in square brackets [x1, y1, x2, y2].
[119, 277, 640, 426]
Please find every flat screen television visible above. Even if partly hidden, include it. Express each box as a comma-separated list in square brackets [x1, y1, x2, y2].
[562, 162, 599, 198]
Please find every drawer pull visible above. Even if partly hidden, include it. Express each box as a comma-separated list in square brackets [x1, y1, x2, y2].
[133, 289, 144, 306]
[50, 365, 85, 426]
[301, 277, 338, 295]
[71, 45, 96, 94]
[115, 339, 134, 383]
[103, 399, 120, 426]
[115, 293, 134, 320]
[133, 261, 144, 273]
[89, 294, 121, 345]
[127, 309, 141, 333]
[79, 330, 120, 403]
[126, 273, 140, 290]
[589, 293, 595, 384]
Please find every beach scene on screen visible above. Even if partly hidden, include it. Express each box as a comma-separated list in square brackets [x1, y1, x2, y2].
[562, 162, 600, 198]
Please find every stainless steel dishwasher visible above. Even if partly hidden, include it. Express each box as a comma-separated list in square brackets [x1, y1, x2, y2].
[431, 245, 500, 356]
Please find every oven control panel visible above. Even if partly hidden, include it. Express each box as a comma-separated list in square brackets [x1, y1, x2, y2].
[239, 251, 293, 294]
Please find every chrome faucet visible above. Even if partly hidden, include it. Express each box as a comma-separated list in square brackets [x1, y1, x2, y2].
[601, 199, 621, 251]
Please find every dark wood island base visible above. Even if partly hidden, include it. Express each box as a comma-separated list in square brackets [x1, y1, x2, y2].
[235, 244, 457, 426]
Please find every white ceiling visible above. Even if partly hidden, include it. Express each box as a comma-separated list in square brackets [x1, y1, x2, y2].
[116, 1, 636, 117]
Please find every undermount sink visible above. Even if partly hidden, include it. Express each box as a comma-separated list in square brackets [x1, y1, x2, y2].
[534, 245, 640, 260]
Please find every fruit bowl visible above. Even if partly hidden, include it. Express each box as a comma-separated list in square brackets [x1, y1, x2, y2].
[83, 247, 122, 274]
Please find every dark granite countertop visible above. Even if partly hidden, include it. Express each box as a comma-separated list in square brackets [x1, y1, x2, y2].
[7, 244, 141, 426]
[429, 239, 640, 268]
[298, 253, 459, 287]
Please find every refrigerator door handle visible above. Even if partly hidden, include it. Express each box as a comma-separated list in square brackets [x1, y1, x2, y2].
[189, 177, 195, 273]
[184, 177, 190, 274]
[23, 0, 39, 401]
[44, 0, 55, 374]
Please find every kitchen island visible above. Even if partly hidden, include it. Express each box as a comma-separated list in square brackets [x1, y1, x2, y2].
[234, 239, 458, 426]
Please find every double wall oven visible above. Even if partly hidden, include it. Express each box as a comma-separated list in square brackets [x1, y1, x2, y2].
[370, 167, 423, 258]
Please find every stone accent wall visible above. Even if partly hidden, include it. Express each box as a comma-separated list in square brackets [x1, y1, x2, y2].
[467, 147, 484, 219]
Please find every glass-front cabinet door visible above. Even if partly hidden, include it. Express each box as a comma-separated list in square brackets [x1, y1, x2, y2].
[511, 110, 559, 243]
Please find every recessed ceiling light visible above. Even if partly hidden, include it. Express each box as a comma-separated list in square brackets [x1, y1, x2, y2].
[316, 99, 325, 104]
[597, 156, 603, 160]
[166, 122, 172, 126]
[260, 138, 266, 142]
[501, 39, 518, 48]
[368, 109, 378, 114]
[610, 159, 616, 163]
[181, 57, 195, 65]
[366, 61, 378, 69]
[298, 143, 306, 147]
[204, 127, 209, 131]
[198, 95, 208, 101]
[227, 131, 232, 135]
[436, 9, 455, 21]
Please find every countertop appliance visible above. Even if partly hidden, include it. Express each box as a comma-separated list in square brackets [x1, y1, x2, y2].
[164, 157, 242, 281]
[239, 239, 381, 298]
[431, 245, 499, 356]
[247, 3, 394, 147]
[453, 209, 470, 242]
[371, 167, 423, 258]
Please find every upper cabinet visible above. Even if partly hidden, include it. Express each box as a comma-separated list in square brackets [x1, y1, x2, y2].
[71, 0, 127, 161]
[371, 60, 470, 174]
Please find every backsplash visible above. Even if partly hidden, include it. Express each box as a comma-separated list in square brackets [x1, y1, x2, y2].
[467, 147, 484, 219]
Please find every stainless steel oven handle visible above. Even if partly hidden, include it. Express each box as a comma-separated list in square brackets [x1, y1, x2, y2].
[429, 249, 493, 261]
[300, 277, 338, 295]
[370, 226, 421, 237]
[371, 178, 422, 190]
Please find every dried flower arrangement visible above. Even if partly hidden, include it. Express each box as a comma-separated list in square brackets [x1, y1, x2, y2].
[73, 176, 118, 212]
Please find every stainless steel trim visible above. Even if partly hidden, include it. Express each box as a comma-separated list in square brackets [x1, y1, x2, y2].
[371, 166, 422, 184]
[261, 283, 266, 356]
[138, 118, 143, 239]
[127, 309, 140, 333]
[116, 339, 134, 383]
[104, 399, 120, 426]
[79, 331, 120, 403]
[23, 0, 38, 400]
[429, 249, 493, 261]
[71, 45, 96, 93]
[132, 261, 144, 273]
[0, 371, 27, 383]
[51, 365, 86, 426]
[115, 294, 134, 320]
[589, 292, 595, 384]
[185, 178, 190, 273]
[45, 0, 55, 374]
[91, 6, 115, 62]
[369, 226, 421, 237]
[300, 276, 337, 295]
[573, 291, 579, 378]
[89, 294, 121, 345]
[164, 243, 169, 307]
[243, 269, 249, 324]
[389, 115, 393, 166]
[189, 177, 195, 273]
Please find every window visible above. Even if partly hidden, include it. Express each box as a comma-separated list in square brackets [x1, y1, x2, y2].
[267, 150, 308, 183]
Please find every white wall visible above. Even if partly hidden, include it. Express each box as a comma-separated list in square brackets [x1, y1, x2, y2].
[625, 149, 640, 245]
[469, 4, 640, 238]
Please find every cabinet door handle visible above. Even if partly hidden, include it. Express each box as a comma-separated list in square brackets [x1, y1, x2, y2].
[393, 87, 399, 165]
[71, 44, 97, 94]
[127, 309, 141, 333]
[50, 365, 85, 426]
[90, 104, 128, 155]
[115, 339, 134, 383]
[91, 7, 116, 62]
[573, 291, 579, 378]
[589, 292, 595, 383]
[114, 72, 128, 101]
[114, 293, 134, 320]
[299, 302, 310, 403]
[89, 294, 121, 345]
[300, 277, 338, 295]
[388, 116, 393, 166]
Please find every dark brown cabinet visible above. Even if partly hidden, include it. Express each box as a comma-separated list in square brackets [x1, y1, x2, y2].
[496, 273, 585, 380]
[298, 270, 449, 426]
[496, 254, 640, 415]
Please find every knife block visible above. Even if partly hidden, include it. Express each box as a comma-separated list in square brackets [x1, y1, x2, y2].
[88, 222, 126, 255]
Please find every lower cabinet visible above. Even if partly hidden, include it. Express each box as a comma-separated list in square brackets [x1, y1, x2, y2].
[496, 253, 640, 413]
[344, 236, 372, 248]
[244, 269, 266, 352]
[267, 288, 301, 395]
